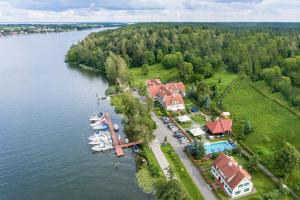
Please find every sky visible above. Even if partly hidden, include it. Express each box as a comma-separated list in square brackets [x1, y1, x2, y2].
[0, 0, 299, 22]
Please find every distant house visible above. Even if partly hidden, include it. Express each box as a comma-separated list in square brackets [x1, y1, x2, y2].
[206, 119, 232, 135]
[211, 153, 253, 198]
[146, 79, 185, 111]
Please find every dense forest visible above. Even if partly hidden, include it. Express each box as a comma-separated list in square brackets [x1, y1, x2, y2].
[66, 23, 300, 107]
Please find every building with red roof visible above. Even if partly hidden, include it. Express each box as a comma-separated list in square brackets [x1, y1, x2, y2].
[211, 153, 253, 198]
[146, 79, 185, 111]
[206, 119, 232, 135]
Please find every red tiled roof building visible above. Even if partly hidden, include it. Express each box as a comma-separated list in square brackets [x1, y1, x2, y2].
[206, 119, 232, 135]
[146, 79, 185, 111]
[211, 153, 253, 198]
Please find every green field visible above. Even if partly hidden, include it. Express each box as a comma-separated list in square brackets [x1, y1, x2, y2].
[204, 71, 238, 94]
[161, 144, 204, 200]
[223, 79, 300, 193]
[130, 64, 179, 88]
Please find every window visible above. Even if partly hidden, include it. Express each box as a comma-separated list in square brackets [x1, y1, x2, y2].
[244, 188, 250, 192]
[238, 184, 243, 188]
[244, 182, 249, 186]
[227, 188, 232, 194]
[235, 191, 240, 195]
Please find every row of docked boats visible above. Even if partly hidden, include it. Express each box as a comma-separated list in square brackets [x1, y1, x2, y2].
[88, 112, 119, 152]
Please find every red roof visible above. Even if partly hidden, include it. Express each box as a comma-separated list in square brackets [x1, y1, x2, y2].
[146, 79, 185, 108]
[163, 94, 184, 107]
[206, 119, 232, 134]
[212, 153, 251, 190]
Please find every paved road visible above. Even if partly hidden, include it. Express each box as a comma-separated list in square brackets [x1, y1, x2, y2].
[149, 138, 171, 178]
[151, 113, 217, 200]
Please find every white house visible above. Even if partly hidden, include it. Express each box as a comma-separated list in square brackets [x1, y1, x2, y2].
[211, 153, 254, 198]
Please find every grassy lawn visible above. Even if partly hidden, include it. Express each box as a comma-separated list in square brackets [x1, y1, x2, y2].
[178, 122, 192, 129]
[136, 145, 165, 194]
[222, 79, 300, 194]
[204, 71, 238, 94]
[191, 114, 207, 125]
[142, 145, 165, 177]
[196, 155, 291, 200]
[161, 144, 204, 200]
[130, 64, 179, 88]
[252, 80, 300, 116]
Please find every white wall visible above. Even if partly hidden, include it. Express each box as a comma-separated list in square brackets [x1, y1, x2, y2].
[211, 166, 253, 198]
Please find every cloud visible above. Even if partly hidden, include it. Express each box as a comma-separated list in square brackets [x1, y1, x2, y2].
[0, 0, 299, 22]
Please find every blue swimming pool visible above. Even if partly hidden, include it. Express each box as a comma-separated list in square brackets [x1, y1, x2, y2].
[204, 141, 235, 154]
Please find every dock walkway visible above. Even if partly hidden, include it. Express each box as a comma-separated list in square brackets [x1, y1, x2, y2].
[105, 113, 142, 157]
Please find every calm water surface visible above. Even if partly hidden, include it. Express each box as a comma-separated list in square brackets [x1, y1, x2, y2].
[0, 29, 151, 200]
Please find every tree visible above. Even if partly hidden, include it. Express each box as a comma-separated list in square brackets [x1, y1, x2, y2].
[179, 62, 193, 82]
[260, 66, 281, 86]
[277, 76, 292, 98]
[203, 95, 211, 110]
[247, 155, 260, 173]
[243, 120, 253, 135]
[156, 49, 164, 63]
[146, 50, 155, 65]
[187, 140, 206, 160]
[274, 142, 300, 179]
[154, 179, 187, 200]
[162, 54, 178, 69]
[105, 52, 129, 89]
[202, 63, 213, 77]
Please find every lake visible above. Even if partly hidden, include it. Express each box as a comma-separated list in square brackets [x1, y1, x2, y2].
[0, 29, 151, 200]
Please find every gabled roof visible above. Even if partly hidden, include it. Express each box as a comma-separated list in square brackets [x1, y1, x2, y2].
[146, 79, 185, 108]
[206, 119, 232, 134]
[163, 94, 184, 107]
[212, 153, 251, 190]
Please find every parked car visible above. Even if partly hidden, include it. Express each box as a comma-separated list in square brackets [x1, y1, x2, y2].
[167, 123, 175, 128]
[162, 117, 171, 124]
[133, 145, 140, 153]
[170, 127, 179, 132]
[179, 137, 189, 144]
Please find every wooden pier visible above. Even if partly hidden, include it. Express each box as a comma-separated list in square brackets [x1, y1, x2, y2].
[104, 113, 142, 157]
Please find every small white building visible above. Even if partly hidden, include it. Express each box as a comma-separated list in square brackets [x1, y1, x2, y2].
[177, 115, 191, 123]
[211, 153, 253, 198]
[188, 127, 206, 137]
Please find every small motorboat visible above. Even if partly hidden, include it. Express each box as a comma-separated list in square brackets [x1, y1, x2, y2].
[113, 124, 119, 132]
[92, 123, 109, 130]
[89, 112, 104, 121]
[90, 119, 107, 127]
[89, 140, 100, 145]
[91, 143, 105, 152]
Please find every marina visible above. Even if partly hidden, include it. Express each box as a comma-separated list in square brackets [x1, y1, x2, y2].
[88, 112, 142, 156]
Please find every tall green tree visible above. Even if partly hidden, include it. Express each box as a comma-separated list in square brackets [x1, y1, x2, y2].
[179, 62, 193, 82]
[105, 52, 129, 89]
[274, 142, 300, 179]
[154, 179, 187, 200]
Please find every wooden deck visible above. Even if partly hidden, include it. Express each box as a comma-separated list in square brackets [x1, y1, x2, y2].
[104, 113, 143, 157]
[119, 141, 143, 148]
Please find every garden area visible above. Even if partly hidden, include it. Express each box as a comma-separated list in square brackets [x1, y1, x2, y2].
[222, 79, 300, 195]
[161, 144, 204, 200]
[190, 114, 207, 125]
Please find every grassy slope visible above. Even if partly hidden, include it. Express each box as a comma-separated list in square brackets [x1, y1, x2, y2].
[253, 80, 300, 116]
[204, 71, 238, 94]
[161, 144, 204, 200]
[130, 64, 237, 94]
[130, 64, 179, 88]
[223, 79, 300, 192]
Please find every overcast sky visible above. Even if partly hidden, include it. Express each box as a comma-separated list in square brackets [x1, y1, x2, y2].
[0, 0, 299, 22]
